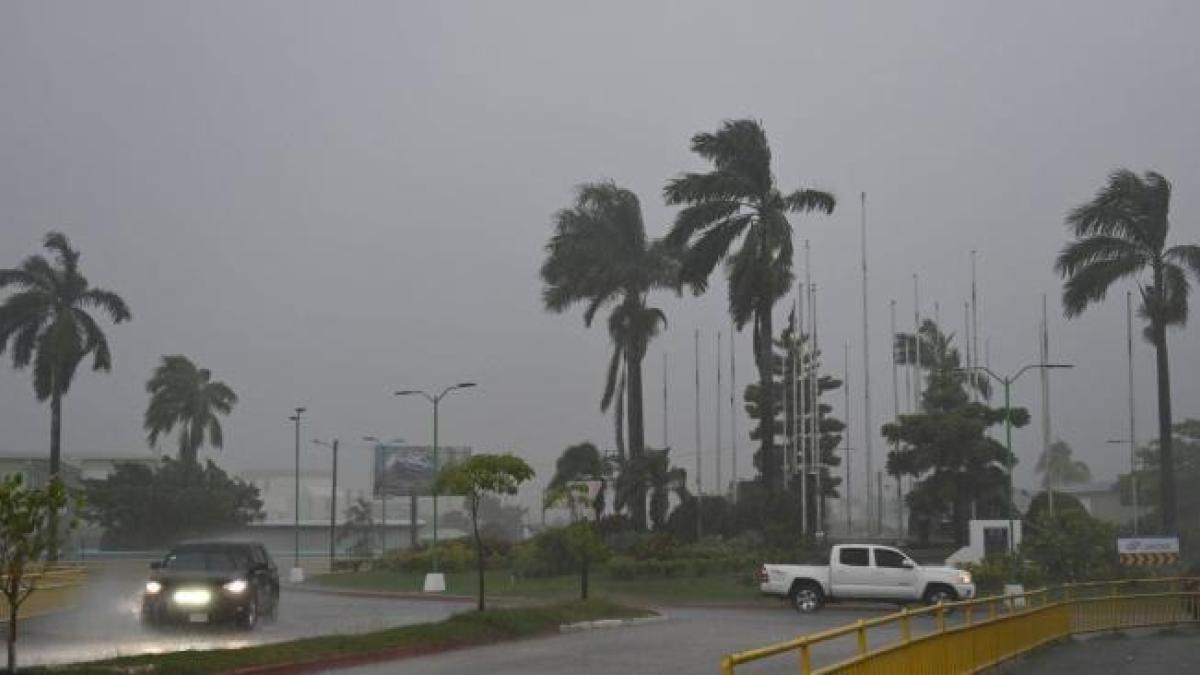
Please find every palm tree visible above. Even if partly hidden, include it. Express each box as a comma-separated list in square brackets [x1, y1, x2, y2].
[1056, 169, 1200, 533]
[547, 442, 607, 518]
[665, 119, 835, 493]
[541, 182, 678, 529]
[144, 355, 238, 465]
[1036, 440, 1092, 489]
[0, 232, 131, 556]
[612, 448, 688, 530]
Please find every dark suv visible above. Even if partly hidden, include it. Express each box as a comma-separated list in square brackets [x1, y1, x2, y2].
[142, 541, 280, 629]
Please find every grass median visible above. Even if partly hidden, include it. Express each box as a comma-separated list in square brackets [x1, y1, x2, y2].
[310, 568, 773, 605]
[27, 599, 653, 675]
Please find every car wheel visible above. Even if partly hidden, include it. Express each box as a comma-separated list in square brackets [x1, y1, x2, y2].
[791, 583, 825, 613]
[923, 586, 957, 606]
[238, 592, 259, 630]
[264, 589, 279, 622]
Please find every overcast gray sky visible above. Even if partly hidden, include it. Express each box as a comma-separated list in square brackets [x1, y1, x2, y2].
[2, 1, 1198, 501]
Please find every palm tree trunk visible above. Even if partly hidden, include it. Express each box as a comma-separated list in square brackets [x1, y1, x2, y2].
[1153, 323, 1177, 533]
[626, 351, 648, 531]
[48, 380, 62, 562]
[758, 304, 778, 493]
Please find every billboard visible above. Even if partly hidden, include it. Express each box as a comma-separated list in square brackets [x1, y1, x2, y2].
[373, 444, 471, 497]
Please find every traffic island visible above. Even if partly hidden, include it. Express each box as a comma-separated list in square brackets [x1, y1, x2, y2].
[24, 600, 655, 675]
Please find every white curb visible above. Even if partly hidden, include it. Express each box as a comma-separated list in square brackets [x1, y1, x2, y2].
[559, 615, 668, 633]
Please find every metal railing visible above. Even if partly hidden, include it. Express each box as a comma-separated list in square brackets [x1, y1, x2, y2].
[0, 565, 87, 622]
[721, 578, 1199, 675]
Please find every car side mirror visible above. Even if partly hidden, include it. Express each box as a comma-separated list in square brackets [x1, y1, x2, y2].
[149, 561, 162, 570]
[902, 560, 916, 569]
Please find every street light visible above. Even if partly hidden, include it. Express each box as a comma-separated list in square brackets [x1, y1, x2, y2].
[956, 364, 1072, 555]
[288, 407, 306, 583]
[395, 382, 476, 588]
[312, 438, 339, 571]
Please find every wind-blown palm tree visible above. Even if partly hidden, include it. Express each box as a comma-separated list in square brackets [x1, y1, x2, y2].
[612, 448, 688, 530]
[665, 119, 834, 493]
[0, 232, 131, 556]
[1055, 169, 1200, 533]
[541, 182, 678, 530]
[0, 233, 132, 474]
[144, 355, 238, 465]
[1036, 440, 1091, 489]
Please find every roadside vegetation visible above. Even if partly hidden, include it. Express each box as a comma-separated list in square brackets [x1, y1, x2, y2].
[25, 600, 652, 675]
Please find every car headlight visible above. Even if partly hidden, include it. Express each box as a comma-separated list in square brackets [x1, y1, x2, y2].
[959, 572, 973, 585]
[223, 579, 248, 594]
[145, 581, 162, 594]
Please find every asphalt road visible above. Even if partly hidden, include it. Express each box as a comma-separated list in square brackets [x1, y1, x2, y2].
[340, 603, 938, 675]
[15, 561, 464, 669]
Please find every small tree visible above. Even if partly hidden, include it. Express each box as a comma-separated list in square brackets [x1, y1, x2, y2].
[0, 475, 78, 672]
[436, 454, 535, 611]
[337, 497, 377, 558]
[545, 483, 607, 600]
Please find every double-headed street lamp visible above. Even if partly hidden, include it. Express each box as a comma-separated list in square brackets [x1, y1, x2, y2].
[956, 363, 1072, 554]
[395, 382, 476, 577]
[288, 407, 306, 582]
[312, 438, 339, 570]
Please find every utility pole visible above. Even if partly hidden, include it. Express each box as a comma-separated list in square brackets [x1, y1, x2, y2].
[1041, 294, 1054, 515]
[1127, 291, 1139, 535]
[844, 342, 852, 536]
[889, 299, 899, 539]
[799, 279, 807, 537]
[716, 331, 723, 495]
[811, 283, 822, 536]
[858, 191, 874, 543]
[694, 329, 702, 541]
[730, 321, 737, 500]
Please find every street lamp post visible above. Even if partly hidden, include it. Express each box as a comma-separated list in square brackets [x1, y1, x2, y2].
[957, 364, 1072, 555]
[312, 438, 339, 571]
[288, 407, 306, 583]
[395, 382, 476, 591]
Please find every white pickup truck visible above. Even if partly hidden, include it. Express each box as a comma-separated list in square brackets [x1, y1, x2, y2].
[757, 544, 975, 612]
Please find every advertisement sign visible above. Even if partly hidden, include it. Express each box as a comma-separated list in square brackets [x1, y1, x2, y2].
[1117, 537, 1180, 567]
[373, 444, 471, 497]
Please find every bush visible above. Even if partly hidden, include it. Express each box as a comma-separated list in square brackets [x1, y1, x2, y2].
[1024, 510, 1118, 583]
[961, 554, 1045, 593]
[371, 538, 510, 574]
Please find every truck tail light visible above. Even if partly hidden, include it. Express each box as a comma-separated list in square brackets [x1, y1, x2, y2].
[754, 566, 768, 584]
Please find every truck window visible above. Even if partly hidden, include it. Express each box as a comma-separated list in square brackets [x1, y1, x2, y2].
[874, 548, 909, 568]
[839, 547, 869, 566]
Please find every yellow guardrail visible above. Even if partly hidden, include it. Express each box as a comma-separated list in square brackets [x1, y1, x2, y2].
[0, 565, 87, 622]
[721, 577, 1200, 674]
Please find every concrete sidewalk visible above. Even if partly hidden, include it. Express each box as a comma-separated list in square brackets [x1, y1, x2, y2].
[996, 627, 1200, 674]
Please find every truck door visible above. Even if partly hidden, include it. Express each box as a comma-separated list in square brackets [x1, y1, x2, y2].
[873, 547, 919, 599]
[830, 546, 874, 598]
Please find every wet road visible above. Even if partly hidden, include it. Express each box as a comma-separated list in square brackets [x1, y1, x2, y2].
[16, 561, 464, 668]
[341, 603, 940, 675]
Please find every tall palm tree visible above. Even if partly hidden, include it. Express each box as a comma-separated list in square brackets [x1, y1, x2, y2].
[0, 232, 131, 554]
[1036, 440, 1092, 489]
[665, 119, 835, 493]
[144, 355, 238, 465]
[541, 182, 678, 530]
[1055, 169, 1200, 533]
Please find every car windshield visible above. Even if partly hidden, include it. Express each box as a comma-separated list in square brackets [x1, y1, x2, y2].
[162, 549, 240, 571]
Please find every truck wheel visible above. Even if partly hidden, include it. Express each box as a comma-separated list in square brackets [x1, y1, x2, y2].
[923, 585, 957, 606]
[790, 583, 825, 613]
